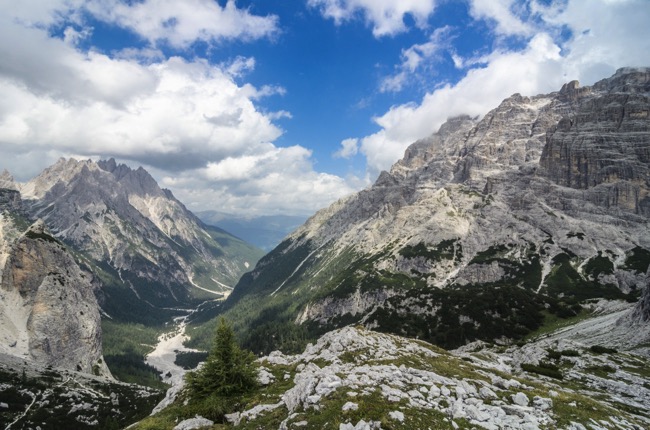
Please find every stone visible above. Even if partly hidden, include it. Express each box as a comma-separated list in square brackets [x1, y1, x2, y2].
[465, 404, 491, 422]
[258, 368, 275, 385]
[389, 411, 405, 422]
[532, 396, 553, 411]
[479, 387, 498, 399]
[173, 416, 214, 430]
[0, 219, 109, 376]
[511, 392, 530, 407]
[342, 402, 358, 411]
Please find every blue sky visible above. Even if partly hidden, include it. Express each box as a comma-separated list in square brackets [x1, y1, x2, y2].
[0, 0, 649, 216]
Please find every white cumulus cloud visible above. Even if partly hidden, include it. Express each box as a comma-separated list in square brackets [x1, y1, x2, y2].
[161, 145, 357, 215]
[308, 0, 437, 37]
[85, 0, 279, 48]
[334, 138, 360, 159]
[0, 2, 355, 216]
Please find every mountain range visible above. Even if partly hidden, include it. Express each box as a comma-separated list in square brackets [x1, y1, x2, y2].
[11, 158, 263, 323]
[214, 67, 650, 354]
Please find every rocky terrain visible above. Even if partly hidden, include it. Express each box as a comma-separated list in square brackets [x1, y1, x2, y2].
[0, 351, 163, 429]
[216, 68, 650, 354]
[135, 312, 650, 429]
[15, 158, 263, 322]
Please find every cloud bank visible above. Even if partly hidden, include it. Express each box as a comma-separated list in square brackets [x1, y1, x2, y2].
[0, 0, 354, 216]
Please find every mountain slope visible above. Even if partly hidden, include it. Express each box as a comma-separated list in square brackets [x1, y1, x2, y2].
[215, 68, 650, 354]
[19, 158, 264, 323]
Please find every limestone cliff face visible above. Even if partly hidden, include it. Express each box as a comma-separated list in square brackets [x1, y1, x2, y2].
[539, 69, 650, 215]
[224, 68, 650, 351]
[0, 218, 109, 376]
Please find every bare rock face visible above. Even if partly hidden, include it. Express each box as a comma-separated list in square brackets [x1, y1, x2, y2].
[0, 170, 17, 191]
[539, 72, 650, 215]
[0, 219, 109, 376]
[632, 285, 650, 323]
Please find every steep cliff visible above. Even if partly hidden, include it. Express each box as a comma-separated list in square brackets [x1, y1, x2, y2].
[217, 68, 650, 353]
[0, 210, 109, 375]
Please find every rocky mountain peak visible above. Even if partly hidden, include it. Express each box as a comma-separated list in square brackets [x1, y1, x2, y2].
[26, 218, 47, 235]
[14, 158, 263, 322]
[19, 157, 99, 199]
[0, 169, 16, 190]
[594, 67, 650, 93]
[96, 158, 161, 196]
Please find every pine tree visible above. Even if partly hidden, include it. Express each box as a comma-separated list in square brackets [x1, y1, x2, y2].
[186, 317, 258, 398]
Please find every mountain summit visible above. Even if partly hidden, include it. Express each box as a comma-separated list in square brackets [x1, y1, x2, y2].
[18, 158, 263, 322]
[218, 68, 650, 353]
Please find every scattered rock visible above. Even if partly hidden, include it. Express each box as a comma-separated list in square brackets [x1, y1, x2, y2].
[258, 368, 275, 385]
[389, 411, 405, 422]
[511, 392, 529, 407]
[342, 401, 358, 411]
[173, 416, 214, 430]
[479, 386, 498, 399]
[532, 396, 553, 411]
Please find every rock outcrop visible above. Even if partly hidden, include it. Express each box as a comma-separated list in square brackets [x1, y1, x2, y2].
[221, 68, 650, 353]
[222, 326, 649, 429]
[539, 71, 650, 215]
[631, 284, 650, 323]
[0, 216, 109, 375]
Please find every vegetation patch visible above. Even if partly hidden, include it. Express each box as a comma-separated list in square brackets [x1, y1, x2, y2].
[174, 351, 208, 370]
[543, 253, 628, 303]
[521, 362, 563, 380]
[102, 320, 169, 389]
[623, 246, 650, 274]
[467, 242, 542, 290]
[369, 283, 545, 349]
[399, 238, 462, 263]
[589, 345, 618, 354]
[25, 229, 61, 244]
[584, 251, 614, 279]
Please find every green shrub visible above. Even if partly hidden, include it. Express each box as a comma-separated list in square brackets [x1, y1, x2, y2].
[590, 345, 617, 354]
[521, 362, 563, 380]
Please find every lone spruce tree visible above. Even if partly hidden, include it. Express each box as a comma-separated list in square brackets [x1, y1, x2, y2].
[186, 317, 258, 398]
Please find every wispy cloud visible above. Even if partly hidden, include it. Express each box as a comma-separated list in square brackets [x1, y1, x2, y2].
[380, 26, 453, 93]
[468, 0, 532, 36]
